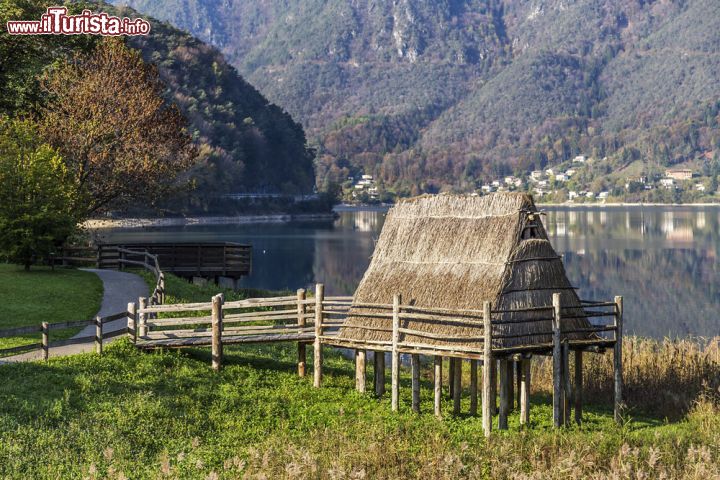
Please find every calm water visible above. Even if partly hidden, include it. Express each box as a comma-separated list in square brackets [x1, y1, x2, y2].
[98, 206, 720, 339]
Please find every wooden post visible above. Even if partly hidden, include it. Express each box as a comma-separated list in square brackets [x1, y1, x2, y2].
[356, 350, 367, 393]
[411, 354, 420, 413]
[313, 284, 324, 388]
[391, 294, 401, 411]
[434, 355, 442, 417]
[574, 350, 583, 425]
[374, 351, 385, 397]
[297, 288, 307, 377]
[95, 316, 103, 355]
[562, 340, 571, 427]
[127, 302, 137, 344]
[520, 358, 531, 426]
[41, 321, 49, 361]
[138, 297, 147, 338]
[211, 294, 223, 372]
[159, 273, 165, 304]
[482, 301, 493, 437]
[448, 357, 456, 399]
[552, 292, 563, 428]
[515, 360, 522, 410]
[470, 359, 478, 415]
[614, 295, 624, 424]
[498, 359, 509, 430]
[507, 358, 515, 413]
[490, 359, 498, 415]
[452, 357, 462, 414]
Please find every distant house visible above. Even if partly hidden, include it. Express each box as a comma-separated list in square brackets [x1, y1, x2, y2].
[565, 169, 576, 177]
[665, 169, 692, 181]
[538, 180, 548, 187]
[555, 174, 569, 182]
[598, 191, 610, 200]
[492, 180, 501, 187]
[573, 155, 587, 164]
[568, 191, 578, 200]
[545, 168, 555, 176]
[362, 174, 374, 180]
[585, 192, 595, 198]
[530, 170, 545, 181]
[481, 184, 494, 193]
[695, 183, 706, 192]
[660, 178, 675, 189]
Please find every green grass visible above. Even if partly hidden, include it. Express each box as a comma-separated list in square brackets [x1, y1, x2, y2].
[0, 273, 716, 478]
[0, 264, 103, 351]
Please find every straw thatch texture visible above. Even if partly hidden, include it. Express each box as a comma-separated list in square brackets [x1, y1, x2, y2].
[338, 193, 595, 351]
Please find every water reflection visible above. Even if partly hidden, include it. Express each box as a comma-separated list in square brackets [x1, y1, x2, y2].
[99, 206, 720, 339]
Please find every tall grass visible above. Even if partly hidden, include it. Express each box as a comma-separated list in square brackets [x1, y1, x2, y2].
[531, 336, 720, 419]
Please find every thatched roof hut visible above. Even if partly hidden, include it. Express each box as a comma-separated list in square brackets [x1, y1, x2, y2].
[337, 193, 594, 351]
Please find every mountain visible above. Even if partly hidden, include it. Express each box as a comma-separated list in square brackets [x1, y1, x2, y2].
[108, 0, 720, 196]
[1, 0, 317, 213]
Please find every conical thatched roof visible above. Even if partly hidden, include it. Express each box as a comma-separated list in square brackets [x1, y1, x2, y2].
[337, 193, 593, 350]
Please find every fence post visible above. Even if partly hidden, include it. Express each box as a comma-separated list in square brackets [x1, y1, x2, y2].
[211, 293, 224, 372]
[127, 302, 137, 343]
[482, 300, 493, 437]
[138, 297, 147, 337]
[159, 273, 165, 304]
[119, 249, 125, 271]
[95, 315, 103, 355]
[313, 283, 324, 388]
[391, 293, 401, 411]
[552, 292, 563, 428]
[297, 288, 307, 377]
[41, 322, 49, 361]
[614, 295, 624, 424]
[434, 355, 442, 417]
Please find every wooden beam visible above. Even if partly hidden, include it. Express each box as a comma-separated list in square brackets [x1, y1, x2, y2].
[138, 297, 148, 337]
[127, 302, 137, 344]
[211, 293, 223, 372]
[614, 295, 624, 424]
[552, 292, 562, 428]
[515, 359, 522, 411]
[452, 357, 462, 414]
[562, 341, 571, 426]
[391, 294, 401, 411]
[482, 301, 493, 437]
[520, 358, 531, 426]
[469, 359, 478, 416]
[498, 359, 509, 430]
[374, 351, 385, 397]
[411, 354, 420, 413]
[313, 284, 324, 388]
[490, 359, 498, 415]
[434, 355, 442, 417]
[507, 358, 515, 412]
[297, 289, 306, 377]
[448, 357, 456, 399]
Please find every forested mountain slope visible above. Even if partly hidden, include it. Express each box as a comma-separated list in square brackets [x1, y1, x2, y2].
[109, 0, 720, 193]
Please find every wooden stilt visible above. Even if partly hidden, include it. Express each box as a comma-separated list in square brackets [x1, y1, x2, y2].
[374, 351, 385, 397]
[453, 357, 462, 414]
[507, 358, 515, 412]
[574, 350, 583, 425]
[515, 360, 522, 410]
[448, 357, 456, 399]
[490, 359, 498, 415]
[313, 284, 324, 388]
[552, 292, 563, 428]
[498, 359, 509, 430]
[434, 355, 442, 417]
[614, 296, 624, 424]
[562, 341, 571, 426]
[411, 354, 421, 413]
[470, 359, 478, 415]
[482, 301, 493, 437]
[356, 349, 367, 393]
[520, 358, 531, 426]
[296, 289, 307, 377]
[391, 294, 401, 411]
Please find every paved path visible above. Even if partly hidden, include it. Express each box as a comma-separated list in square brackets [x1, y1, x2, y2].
[1, 269, 148, 363]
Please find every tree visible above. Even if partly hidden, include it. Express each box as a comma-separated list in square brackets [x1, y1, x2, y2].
[38, 38, 196, 217]
[0, 118, 78, 270]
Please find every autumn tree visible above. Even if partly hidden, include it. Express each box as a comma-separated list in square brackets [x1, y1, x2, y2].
[39, 38, 196, 217]
[0, 117, 78, 270]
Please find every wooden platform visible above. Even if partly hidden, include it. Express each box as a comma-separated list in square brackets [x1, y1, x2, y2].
[99, 242, 252, 278]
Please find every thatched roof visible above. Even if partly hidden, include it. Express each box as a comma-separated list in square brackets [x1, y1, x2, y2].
[338, 193, 594, 350]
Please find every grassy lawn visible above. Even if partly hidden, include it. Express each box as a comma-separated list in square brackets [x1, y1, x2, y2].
[0, 264, 103, 351]
[0, 273, 716, 478]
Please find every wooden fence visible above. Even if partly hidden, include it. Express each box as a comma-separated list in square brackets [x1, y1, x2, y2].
[1, 248, 165, 360]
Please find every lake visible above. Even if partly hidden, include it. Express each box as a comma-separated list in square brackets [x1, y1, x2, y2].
[98, 206, 720, 339]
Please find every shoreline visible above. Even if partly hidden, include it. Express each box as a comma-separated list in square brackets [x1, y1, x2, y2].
[83, 212, 336, 229]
